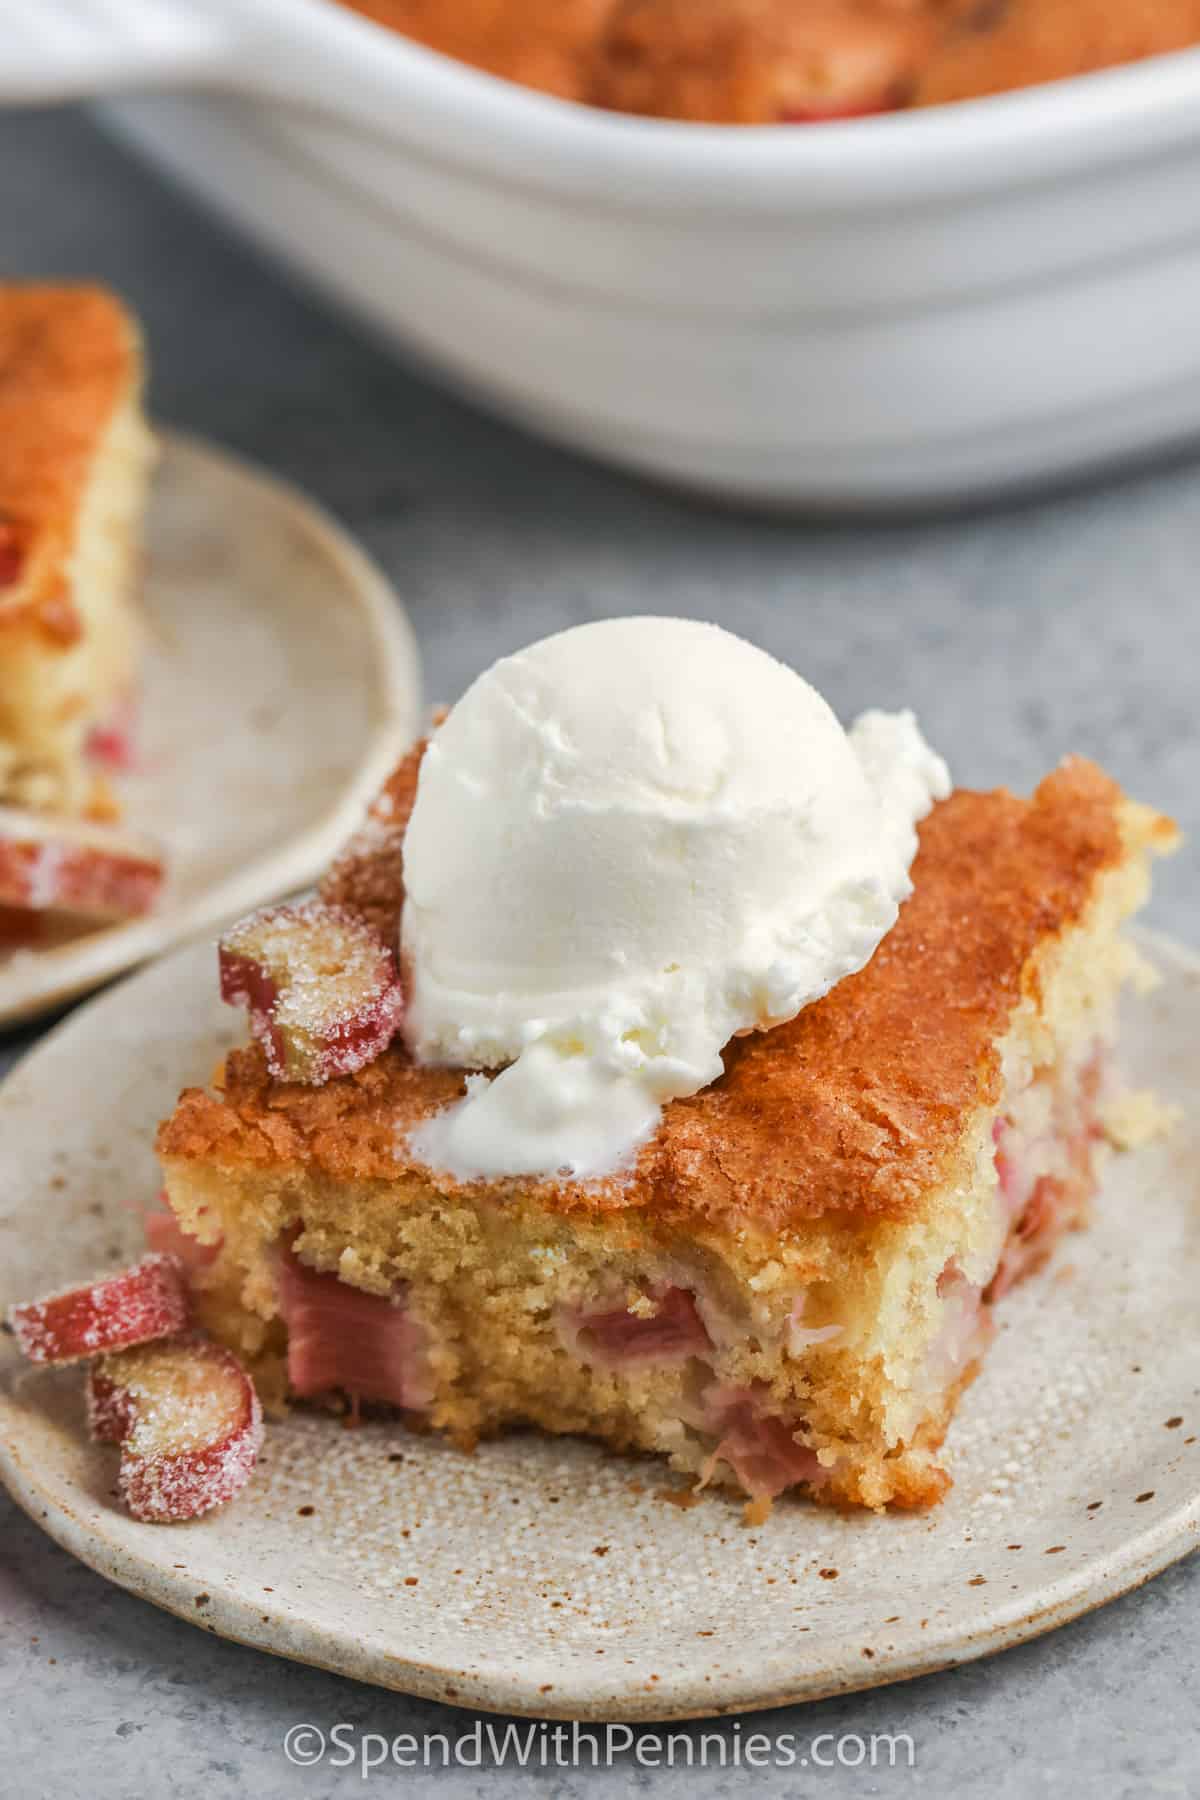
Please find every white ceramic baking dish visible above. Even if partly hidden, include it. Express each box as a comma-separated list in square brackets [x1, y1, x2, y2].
[9, 0, 1200, 508]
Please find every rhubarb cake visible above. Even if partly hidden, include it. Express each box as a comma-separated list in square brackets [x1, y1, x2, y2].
[591, 0, 1200, 122]
[0, 283, 155, 815]
[155, 745, 1176, 1516]
[339, 0, 1200, 123]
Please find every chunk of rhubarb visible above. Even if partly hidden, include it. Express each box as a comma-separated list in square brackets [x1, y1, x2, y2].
[0, 519, 25, 588]
[8, 1253, 188, 1365]
[276, 1243, 432, 1408]
[926, 1258, 992, 1384]
[85, 694, 139, 773]
[779, 96, 890, 120]
[87, 1335, 263, 1522]
[700, 1384, 829, 1503]
[0, 807, 164, 921]
[219, 900, 404, 1085]
[558, 1285, 712, 1369]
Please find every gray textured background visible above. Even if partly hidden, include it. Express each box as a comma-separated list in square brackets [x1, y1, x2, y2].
[1, 107, 1197, 1800]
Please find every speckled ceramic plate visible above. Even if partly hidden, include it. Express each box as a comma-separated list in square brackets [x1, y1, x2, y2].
[0, 432, 421, 1027]
[0, 929, 1197, 1721]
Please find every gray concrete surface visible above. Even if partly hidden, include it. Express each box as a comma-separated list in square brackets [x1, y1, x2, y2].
[1, 106, 1197, 1800]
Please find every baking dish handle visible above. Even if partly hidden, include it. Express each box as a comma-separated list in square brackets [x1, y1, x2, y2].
[0, 0, 242, 106]
[0, 0, 361, 108]
[0, 0, 435, 127]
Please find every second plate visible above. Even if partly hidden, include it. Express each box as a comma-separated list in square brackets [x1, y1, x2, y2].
[0, 430, 422, 1026]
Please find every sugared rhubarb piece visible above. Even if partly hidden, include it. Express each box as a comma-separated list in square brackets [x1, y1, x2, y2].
[219, 900, 404, 1085]
[87, 1334, 263, 1522]
[8, 1253, 188, 1365]
[0, 806, 164, 921]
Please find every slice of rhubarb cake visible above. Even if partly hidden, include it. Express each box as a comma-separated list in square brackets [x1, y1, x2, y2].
[155, 749, 1176, 1515]
[0, 283, 155, 814]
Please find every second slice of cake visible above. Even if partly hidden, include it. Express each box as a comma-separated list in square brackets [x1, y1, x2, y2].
[0, 283, 155, 815]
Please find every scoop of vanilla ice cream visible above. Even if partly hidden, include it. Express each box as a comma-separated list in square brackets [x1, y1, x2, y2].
[402, 617, 949, 1181]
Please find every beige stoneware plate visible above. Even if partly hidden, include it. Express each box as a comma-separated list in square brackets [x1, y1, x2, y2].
[0, 432, 422, 1027]
[0, 929, 1197, 1721]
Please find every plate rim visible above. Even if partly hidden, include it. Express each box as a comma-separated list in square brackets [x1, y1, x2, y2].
[0, 924, 1197, 1722]
[0, 427, 422, 1029]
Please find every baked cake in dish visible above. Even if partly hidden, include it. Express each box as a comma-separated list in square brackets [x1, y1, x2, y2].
[339, 0, 1200, 124]
[591, 0, 1200, 122]
[156, 744, 1176, 1517]
[0, 283, 155, 815]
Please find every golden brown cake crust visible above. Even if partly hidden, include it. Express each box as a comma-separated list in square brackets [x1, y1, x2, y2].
[319, 736, 424, 938]
[337, 0, 1200, 120]
[914, 0, 1200, 108]
[589, 0, 966, 124]
[159, 752, 1170, 1235]
[340, 0, 617, 101]
[0, 283, 139, 643]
